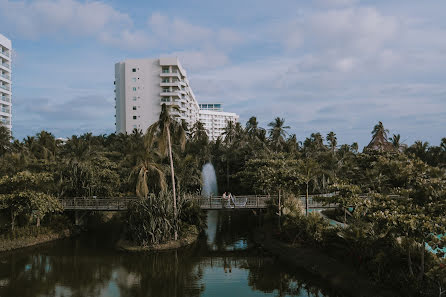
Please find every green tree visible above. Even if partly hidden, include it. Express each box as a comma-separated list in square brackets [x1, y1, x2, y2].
[0, 171, 61, 230]
[267, 117, 290, 151]
[326, 131, 337, 154]
[145, 104, 186, 240]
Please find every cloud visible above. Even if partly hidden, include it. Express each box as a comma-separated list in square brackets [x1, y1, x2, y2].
[13, 94, 114, 138]
[147, 12, 243, 49]
[164, 49, 230, 72]
[0, 0, 146, 50]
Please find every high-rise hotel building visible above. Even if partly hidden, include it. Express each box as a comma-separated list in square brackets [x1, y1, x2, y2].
[115, 57, 200, 134]
[199, 103, 239, 141]
[0, 34, 12, 132]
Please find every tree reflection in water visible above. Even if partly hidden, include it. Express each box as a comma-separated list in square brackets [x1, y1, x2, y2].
[0, 211, 342, 297]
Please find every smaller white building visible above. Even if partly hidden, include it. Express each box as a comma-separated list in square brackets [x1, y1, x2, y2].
[0, 33, 12, 132]
[199, 103, 239, 141]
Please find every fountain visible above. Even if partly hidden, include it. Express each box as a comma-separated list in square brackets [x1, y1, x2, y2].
[201, 162, 218, 197]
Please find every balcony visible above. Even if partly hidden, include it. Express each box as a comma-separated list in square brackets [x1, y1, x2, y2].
[1, 107, 10, 113]
[1, 62, 10, 69]
[160, 72, 181, 79]
[160, 82, 181, 88]
[0, 73, 10, 80]
[0, 51, 10, 58]
[160, 91, 180, 97]
[1, 96, 10, 103]
[0, 118, 10, 125]
[0, 85, 10, 91]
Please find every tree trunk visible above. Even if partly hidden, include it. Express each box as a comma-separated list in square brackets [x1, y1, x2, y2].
[418, 241, 425, 281]
[305, 183, 309, 216]
[408, 248, 414, 278]
[278, 189, 281, 231]
[37, 217, 40, 228]
[167, 126, 178, 241]
[10, 210, 15, 232]
[344, 208, 347, 224]
[226, 157, 229, 190]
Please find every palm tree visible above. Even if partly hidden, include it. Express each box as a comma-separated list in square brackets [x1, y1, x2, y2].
[409, 140, 429, 161]
[0, 125, 11, 156]
[389, 134, 402, 151]
[440, 138, 446, 152]
[351, 142, 359, 153]
[222, 120, 236, 144]
[299, 158, 320, 216]
[133, 151, 167, 198]
[326, 132, 337, 154]
[222, 121, 236, 189]
[268, 117, 290, 151]
[145, 104, 186, 240]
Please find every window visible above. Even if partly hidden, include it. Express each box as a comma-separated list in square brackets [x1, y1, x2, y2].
[132, 78, 136, 82]
[162, 88, 170, 92]
[133, 87, 137, 91]
[133, 106, 137, 110]
[133, 116, 137, 120]
[133, 96, 137, 101]
[133, 125, 137, 129]
[162, 78, 169, 83]
[162, 67, 169, 73]
[132, 68, 136, 72]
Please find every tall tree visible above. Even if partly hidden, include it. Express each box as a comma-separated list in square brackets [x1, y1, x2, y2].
[268, 117, 290, 151]
[299, 158, 320, 216]
[145, 104, 186, 240]
[326, 132, 337, 154]
[0, 125, 11, 156]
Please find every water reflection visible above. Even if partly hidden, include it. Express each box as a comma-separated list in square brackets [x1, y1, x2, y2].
[0, 211, 342, 297]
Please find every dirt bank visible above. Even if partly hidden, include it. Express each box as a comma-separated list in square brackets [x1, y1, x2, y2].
[254, 225, 400, 297]
[0, 229, 71, 253]
[117, 227, 199, 252]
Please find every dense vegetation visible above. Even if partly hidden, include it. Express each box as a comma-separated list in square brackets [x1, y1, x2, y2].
[1, 110, 445, 295]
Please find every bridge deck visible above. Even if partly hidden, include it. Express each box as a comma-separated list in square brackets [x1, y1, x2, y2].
[59, 195, 339, 211]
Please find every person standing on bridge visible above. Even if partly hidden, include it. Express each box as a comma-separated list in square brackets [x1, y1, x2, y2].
[222, 192, 228, 208]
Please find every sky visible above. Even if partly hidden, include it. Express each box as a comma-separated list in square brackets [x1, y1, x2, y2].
[1, 0, 446, 148]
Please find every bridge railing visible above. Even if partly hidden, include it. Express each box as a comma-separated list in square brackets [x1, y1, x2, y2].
[59, 197, 139, 210]
[194, 195, 271, 209]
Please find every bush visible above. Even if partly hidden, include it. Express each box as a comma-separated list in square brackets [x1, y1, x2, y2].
[124, 193, 205, 246]
[178, 194, 206, 232]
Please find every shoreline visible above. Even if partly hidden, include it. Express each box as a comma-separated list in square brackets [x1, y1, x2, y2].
[0, 229, 71, 253]
[116, 228, 199, 252]
[254, 225, 399, 297]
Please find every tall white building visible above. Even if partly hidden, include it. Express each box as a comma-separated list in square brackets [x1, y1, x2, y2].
[0, 34, 12, 132]
[115, 57, 199, 134]
[199, 103, 239, 141]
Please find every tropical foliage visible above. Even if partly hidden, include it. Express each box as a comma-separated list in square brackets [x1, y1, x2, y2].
[1, 116, 446, 295]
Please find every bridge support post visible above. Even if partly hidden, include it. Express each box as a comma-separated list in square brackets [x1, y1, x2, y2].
[74, 211, 87, 226]
[75, 211, 80, 226]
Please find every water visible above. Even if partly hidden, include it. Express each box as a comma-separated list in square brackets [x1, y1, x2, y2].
[202, 163, 218, 197]
[0, 211, 343, 297]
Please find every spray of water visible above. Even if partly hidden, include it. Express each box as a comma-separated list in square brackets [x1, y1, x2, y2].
[201, 163, 218, 197]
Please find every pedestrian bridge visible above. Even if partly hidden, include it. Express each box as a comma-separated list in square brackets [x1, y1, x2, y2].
[58, 195, 338, 211]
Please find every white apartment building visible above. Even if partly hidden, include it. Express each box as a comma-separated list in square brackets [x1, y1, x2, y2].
[115, 57, 199, 134]
[199, 103, 239, 141]
[0, 34, 12, 132]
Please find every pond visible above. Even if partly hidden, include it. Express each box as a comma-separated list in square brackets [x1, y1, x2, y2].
[0, 211, 344, 297]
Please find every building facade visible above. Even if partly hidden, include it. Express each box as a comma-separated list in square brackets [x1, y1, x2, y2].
[0, 34, 12, 132]
[115, 57, 199, 134]
[199, 103, 239, 141]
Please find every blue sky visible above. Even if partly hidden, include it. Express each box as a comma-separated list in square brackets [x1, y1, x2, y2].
[1, 0, 446, 148]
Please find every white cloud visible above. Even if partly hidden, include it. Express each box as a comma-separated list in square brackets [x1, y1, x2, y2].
[147, 12, 243, 48]
[164, 49, 230, 72]
[0, 0, 147, 50]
